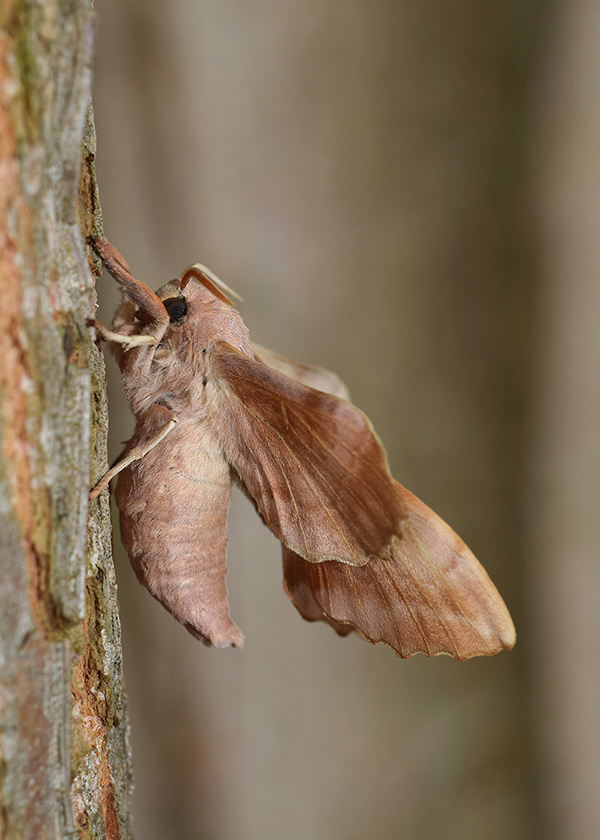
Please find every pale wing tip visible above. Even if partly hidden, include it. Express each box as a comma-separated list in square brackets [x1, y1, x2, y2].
[465, 593, 517, 658]
[425, 613, 517, 660]
[496, 616, 517, 652]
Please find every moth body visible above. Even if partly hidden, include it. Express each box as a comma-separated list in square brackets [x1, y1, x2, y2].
[91, 237, 516, 659]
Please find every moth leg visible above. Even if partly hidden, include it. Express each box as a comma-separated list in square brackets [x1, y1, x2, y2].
[90, 413, 177, 501]
[90, 318, 158, 352]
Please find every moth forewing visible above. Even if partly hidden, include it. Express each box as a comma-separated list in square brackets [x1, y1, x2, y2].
[206, 342, 408, 565]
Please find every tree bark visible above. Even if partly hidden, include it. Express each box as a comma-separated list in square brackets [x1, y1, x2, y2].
[0, 2, 132, 837]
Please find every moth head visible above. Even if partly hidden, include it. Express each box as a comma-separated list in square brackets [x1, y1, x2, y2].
[151, 264, 250, 362]
[155, 264, 243, 317]
[162, 295, 188, 323]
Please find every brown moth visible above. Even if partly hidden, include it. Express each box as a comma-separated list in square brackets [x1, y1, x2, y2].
[90, 236, 516, 659]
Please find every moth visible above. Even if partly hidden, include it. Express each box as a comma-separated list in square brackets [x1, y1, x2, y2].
[90, 236, 516, 659]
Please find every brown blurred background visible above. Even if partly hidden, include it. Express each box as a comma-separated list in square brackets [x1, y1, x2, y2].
[93, 2, 599, 839]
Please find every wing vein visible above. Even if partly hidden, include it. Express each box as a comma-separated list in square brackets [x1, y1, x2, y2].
[223, 390, 357, 558]
[378, 560, 432, 656]
[404, 521, 493, 646]
[290, 409, 398, 516]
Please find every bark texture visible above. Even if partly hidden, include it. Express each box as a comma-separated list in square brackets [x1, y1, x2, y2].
[0, 2, 132, 837]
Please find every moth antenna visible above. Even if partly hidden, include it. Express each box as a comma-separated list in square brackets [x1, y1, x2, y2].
[179, 264, 244, 306]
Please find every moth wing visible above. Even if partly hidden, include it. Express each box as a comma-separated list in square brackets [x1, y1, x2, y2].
[252, 342, 351, 400]
[282, 483, 516, 659]
[281, 561, 354, 638]
[208, 343, 407, 565]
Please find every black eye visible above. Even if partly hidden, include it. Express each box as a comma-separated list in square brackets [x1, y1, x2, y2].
[163, 296, 187, 322]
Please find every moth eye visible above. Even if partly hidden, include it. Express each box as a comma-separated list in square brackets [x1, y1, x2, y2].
[163, 296, 187, 322]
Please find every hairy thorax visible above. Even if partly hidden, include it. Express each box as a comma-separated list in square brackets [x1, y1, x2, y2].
[114, 279, 253, 418]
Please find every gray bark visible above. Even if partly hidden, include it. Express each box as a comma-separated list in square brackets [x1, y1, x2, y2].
[0, 3, 132, 837]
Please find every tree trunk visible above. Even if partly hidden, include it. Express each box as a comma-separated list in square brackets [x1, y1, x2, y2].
[0, 3, 132, 837]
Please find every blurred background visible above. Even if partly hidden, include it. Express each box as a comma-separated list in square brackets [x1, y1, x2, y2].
[93, 2, 599, 839]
